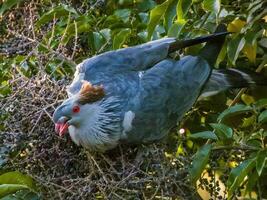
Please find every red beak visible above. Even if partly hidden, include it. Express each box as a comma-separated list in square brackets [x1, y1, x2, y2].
[55, 122, 69, 136]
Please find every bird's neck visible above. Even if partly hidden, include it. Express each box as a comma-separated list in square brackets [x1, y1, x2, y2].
[74, 97, 122, 151]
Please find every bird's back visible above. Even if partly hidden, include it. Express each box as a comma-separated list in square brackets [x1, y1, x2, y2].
[125, 55, 211, 143]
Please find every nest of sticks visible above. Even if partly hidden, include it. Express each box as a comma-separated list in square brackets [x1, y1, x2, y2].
[1, 73, 199, 199]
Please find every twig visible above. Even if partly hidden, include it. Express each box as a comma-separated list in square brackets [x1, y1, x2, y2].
[71, 20, 78, 59]
[9, 30, 76, 67]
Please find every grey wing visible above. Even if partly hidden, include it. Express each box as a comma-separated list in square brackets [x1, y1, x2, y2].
[126, 56, 211, 143]
[67, 38, 176, 95]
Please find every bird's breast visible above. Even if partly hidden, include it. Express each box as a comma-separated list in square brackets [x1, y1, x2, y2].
[68, 125, 81, 146]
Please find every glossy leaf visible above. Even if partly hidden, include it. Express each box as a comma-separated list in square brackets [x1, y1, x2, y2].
[241, 115, 256, 128]
[147, 0, 173, 40]
[218, 104, 253, 122]
[227, 18, 246, 33]
[113, 28, 131, 49]
[176, 0, 192, 23]
[245, 172, 259, 195]
[137, 0, 156, 12]
[0, 171, 35, 189]
[189, 131, 218, 140]
[258, 110, 267, 124]
[36, 5, 78, 27]
[215, 41, 227, 67]
[227, 35, 246, 66]
[114, 9, 131, 23]
[0, 172, 37, 198]
[242, 42, 257, 63]
[227, 158, 256, 198]
[1, 190, 40, 200]
[189, 144, 212, 184]
[0, 184, 28, 198]
[256, 150, 267, 176]
[241, 94, 255, 105]
[62, 20, 92, 45]
[210, 123, 233, 140]
[100, 29, 111, 41]
[254, 98, 267, 109]
[176, 143, 185, 156]
[0, 0, 21, 16]
[164, 0, 177, 31]
[88, 32, 105, 53]
[202, 0, 220, 14]
[167, 21, 184, 37]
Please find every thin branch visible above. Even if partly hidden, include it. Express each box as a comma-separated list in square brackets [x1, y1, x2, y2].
[71, 20, 78, 59]
[9, 30, 76, 67]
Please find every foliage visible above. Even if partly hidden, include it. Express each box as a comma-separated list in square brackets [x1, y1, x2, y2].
[0, 171, 39, 199]
[0, 0, 267, 199]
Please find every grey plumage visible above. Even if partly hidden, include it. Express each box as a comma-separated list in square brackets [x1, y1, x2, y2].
[53, 26, 267, 151]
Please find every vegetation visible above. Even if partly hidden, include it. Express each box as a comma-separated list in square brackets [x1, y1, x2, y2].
[0, 0, 267, 199]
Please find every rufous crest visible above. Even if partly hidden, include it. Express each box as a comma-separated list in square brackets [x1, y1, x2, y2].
[78, 81, 105, 104]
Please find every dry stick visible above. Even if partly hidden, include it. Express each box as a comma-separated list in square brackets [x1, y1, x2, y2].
[87, 152, 108, 184]
[29, 3, 36, 40]
[229, 57, 267, 107]
[9, 30, 76, 67]
[71, 20, 78, 60]
[33, 175, 75, 194]
[57, 13, 71, 52]
[29, 110, 44, 134]
[48, 14, 57, 47]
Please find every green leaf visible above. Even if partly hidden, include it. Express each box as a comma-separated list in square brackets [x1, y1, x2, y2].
[245, 172, 259, 195]
[210, 123, 233, 140]
[227, 35, 246, 66]
[0, 172, 38, 198]
[258, 110, 267, 124]
[167, 21, 185, 37]
[164, 0, 177, 31]
[227, 158, 256, 198]
[227, 18, 246, 33]
[217, 104, 253, 122]
[147, 0, 173, 40]
[241, 115, 256, 128]
[36, 4, 78, 27]
[243, 42, 257, 64]
[189, 131, 218, 140]
[241, 94, 255, 105]
[137, 0, 156, 12]
[0, 172, 35, 190]
[1, 190, 40, 200]
[113, 28, 131, 49]
[93, 32, 105, 52]
[100, 29, 111, 41]
[215, 41, 227, 67]
[114, 9, 131, 23]
[61, 16, 93, 44]
[0, 0, 21, 16]
[176, 0, 192, 23]
[189, 144, 212, 183]
[0, 184, 28, 198]
[254, 98, 267, 109]
[202, 0, 220, 14]
[256, 150, 267, 176]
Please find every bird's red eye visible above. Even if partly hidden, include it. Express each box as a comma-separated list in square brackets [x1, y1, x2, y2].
[72, 105, 80, 113]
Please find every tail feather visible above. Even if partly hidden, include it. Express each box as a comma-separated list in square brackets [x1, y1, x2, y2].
[168, 24, 229, 66]
[200, 69, 267, 98]
[168, 29, 229, 55]
[199, 24, 228, 66]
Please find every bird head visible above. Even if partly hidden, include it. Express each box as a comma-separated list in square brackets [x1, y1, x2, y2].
[53, 81, 105, 137]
